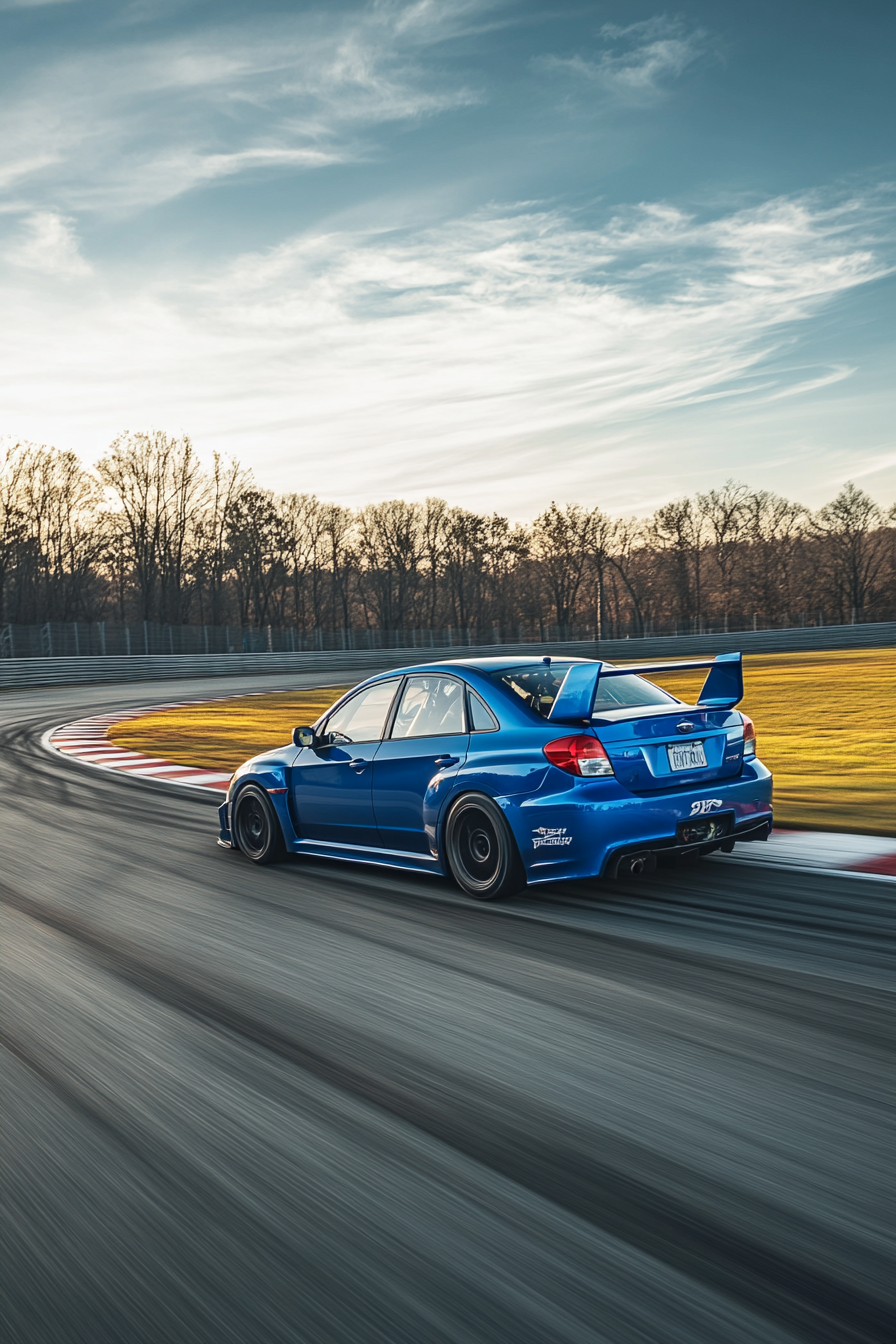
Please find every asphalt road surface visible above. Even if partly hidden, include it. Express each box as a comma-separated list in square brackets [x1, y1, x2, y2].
[2, 675, 893, 1344]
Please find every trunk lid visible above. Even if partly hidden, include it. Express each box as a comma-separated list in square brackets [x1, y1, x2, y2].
[592, 704, 744, 793]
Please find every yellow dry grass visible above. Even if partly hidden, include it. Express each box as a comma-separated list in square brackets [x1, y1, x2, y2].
[634, 648, 894, 835]
[109, 686, 350, 773]
[108, 647, 895, 835]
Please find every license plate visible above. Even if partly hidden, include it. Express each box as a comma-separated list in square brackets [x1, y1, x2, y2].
[668, 740, 707, 771]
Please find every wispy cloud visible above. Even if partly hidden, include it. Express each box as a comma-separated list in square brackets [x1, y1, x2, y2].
[535, 15, 716, 105]
[0, 2, 485, 216]
[0, 0, 80, 9]
[0, 186, 889, 511]
[5, 210, 90, 275]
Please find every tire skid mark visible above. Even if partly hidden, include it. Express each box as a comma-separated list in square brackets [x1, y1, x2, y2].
[1, 879, 891, 1344]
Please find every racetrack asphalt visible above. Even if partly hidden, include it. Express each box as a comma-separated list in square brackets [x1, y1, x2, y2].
[2, 674, 893, 1344]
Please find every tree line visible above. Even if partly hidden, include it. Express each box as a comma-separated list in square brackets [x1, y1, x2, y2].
[2, 432, 893, 638]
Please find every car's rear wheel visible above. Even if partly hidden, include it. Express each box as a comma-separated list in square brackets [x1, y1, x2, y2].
[233, 785, 286, 864]
[444, 794, 525, 901]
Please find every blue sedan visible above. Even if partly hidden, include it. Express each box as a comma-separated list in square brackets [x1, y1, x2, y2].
[218, 654, 773, 899]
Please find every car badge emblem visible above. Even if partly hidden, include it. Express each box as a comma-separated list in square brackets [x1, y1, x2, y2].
[676, 720, 695, 733]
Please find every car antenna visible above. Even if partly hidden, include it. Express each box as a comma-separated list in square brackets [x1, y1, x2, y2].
[542, 656, 551, 666]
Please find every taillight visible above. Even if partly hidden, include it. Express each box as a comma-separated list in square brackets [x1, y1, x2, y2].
[741, 714, 756, 758]
[543, 735, 614, 778]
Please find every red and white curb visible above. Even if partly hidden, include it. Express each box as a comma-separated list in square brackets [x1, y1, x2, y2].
[723, 828, 896, 879]
[43, 703, 236, 794]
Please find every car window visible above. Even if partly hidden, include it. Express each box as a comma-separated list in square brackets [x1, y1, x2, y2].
[324, 678, 400, 743]
[488, 662, 574, 717]
[488, 662, 675, 718]
[591, 674, 676, 712]
[469, 689, 499, 732]
[391, 675, 466, 739]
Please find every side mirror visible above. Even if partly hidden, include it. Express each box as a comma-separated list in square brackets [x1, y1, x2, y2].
[292, 725, 316, 748]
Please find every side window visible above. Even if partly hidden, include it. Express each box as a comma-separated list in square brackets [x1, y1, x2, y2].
[324, 679, 400, 744]
[469, 689, 499, 732]
[391, 675, 466, 739]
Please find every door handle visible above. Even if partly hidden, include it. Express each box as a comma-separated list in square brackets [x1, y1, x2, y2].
[434, 755, 459, 768]
[348, 758, 367, 772]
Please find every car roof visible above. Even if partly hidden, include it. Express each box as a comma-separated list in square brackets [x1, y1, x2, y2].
[435, 656, 596, 671]
[363, 656, 610, 680]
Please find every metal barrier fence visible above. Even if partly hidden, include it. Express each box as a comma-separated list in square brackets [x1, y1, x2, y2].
[2, 622, 893, 690]
[3, 612, 891, 660]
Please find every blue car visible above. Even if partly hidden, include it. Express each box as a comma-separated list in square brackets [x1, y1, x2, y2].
[218, 654, 773, 899]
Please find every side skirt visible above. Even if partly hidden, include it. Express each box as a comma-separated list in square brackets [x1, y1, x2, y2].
[291, 838, 445, 877]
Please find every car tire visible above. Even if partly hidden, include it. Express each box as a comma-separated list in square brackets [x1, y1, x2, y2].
[233, 785, 287, 865]
[444, 793, 525, 901]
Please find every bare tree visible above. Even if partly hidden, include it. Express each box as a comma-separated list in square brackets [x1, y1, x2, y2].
[0, 442, 104, 623]
[649, 496, 704, 632]
[606, 516, 656, 636]
[194, 454, 249, 625]
[586, 508, 619, 640]
[697, 480, 751, 630]
[811, 482, 892, 621]
[225, 488, 286, 629]
[421, 497, 449, 631]
[3, 430, 894, 639]
[442, 507, 487, 633]
[739, 489, 807, 624]
[357, 500, 423, 633]
[97, 432, 207, 623]
[322, 503, 355, 634]
[532, 503, 598, 635]
[482, 513, 529, 638]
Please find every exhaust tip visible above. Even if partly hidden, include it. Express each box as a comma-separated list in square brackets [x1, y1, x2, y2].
[615, 851, 657, 879]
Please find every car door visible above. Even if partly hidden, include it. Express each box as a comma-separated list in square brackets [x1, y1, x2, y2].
[372, 674, 469, 853]
[291, 678, 401, 847]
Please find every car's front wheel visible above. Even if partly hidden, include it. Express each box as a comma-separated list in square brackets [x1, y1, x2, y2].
[444, 793, 525, 901]
[232, 785, 286, 864]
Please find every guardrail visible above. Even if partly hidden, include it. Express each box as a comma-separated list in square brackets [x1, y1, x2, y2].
[2, 622, 892, 690]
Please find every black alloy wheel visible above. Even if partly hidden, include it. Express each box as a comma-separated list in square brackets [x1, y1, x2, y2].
[233, 785, 286, 865]
[444, 793, 525, 901]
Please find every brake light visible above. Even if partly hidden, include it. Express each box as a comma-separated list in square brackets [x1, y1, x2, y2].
[741, 714, 756, 758]
[544, 735, 614, 777]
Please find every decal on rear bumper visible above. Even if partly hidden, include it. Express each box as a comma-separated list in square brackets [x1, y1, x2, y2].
[532, 826, 572, 849]
[689, 798, 724, 815]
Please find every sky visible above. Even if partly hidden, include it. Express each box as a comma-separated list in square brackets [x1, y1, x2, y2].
[0, 0, 893, 517]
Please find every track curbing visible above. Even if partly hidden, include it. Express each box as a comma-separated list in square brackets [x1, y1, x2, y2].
[42, 696, 263, 794]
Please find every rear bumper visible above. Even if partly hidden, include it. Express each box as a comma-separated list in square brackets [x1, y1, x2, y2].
[506, 760, 774, 884]
[602, 812, 772, 877]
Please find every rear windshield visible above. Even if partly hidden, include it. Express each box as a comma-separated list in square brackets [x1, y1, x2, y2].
[488, 662, 677, 718]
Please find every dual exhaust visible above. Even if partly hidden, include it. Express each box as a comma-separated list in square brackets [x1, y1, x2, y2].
[605, 813, 772, 879]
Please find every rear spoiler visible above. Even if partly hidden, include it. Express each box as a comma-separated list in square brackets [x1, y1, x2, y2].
[549, 652, 743, 723]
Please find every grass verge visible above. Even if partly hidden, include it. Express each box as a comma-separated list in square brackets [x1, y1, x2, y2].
[109, 687, 349, 773]
[108, 647, 895, 836]
[642, 648, 894, 835]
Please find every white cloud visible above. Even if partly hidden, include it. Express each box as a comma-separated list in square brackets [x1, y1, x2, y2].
[536, 15, 715, 105]
[0, 186, 890, 512]
[0, 2, 484, 217]
[5, 210, 91, 275]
